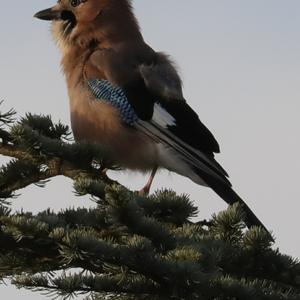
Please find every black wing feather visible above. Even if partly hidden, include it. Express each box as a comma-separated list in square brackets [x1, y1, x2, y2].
[157, 98, 220, 155]
[123, 78, 220, 158]
[122, 78, 154, 120]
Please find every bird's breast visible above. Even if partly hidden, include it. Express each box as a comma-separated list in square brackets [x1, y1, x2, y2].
[69, 83, 158, 170]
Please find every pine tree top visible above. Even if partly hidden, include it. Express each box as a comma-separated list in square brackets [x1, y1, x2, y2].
[0, 104, 299, 300]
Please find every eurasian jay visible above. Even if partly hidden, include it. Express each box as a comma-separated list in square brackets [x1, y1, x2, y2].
[34, 0, 269, 231]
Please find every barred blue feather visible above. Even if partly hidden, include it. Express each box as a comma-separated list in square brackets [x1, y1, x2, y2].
[87, 79, 139, 126]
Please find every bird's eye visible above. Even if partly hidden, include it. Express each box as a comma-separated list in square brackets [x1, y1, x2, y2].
[70, 0, 80, 7]
[70, 0, 87, 7]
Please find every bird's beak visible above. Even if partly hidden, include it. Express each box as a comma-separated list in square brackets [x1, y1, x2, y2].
[34, 7, 62, 21]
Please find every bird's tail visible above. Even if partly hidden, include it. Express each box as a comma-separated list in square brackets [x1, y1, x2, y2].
[139, 120, 270, 235]
[192, 168, 271, 235]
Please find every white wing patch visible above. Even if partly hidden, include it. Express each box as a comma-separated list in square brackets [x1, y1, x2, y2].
[136, 119, 230, 185]
[155, 143, 208, 187]
[152, 103, 176, 128]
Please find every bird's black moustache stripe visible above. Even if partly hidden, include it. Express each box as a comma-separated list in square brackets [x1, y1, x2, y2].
[61, 10, 77, 35]
[61, 10, 76, 23]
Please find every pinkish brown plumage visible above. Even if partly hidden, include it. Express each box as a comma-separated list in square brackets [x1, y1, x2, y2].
[34, 0, 270, 233]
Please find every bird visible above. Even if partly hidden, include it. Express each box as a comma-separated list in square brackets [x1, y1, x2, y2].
[34, 0, 269, 232]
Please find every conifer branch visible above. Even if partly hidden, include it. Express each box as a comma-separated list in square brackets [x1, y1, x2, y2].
[0, 105, 299, 300]
[0, 107, 120, 198]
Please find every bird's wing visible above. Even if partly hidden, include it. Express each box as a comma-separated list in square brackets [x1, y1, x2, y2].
[85, 49, 229, 184]
[134, 52, 222, 156]
[86, 75, 230, 186]
[85, 50, 269, 233]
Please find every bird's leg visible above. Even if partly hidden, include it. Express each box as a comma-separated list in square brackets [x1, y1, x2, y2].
[101, 168, 108, 175]
[139, 166, 158, 196]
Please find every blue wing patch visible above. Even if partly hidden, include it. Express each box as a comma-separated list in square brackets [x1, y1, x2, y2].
[87, 79, 139, 126]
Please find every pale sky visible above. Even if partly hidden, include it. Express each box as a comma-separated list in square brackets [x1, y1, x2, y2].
[1, 1, 300, 299]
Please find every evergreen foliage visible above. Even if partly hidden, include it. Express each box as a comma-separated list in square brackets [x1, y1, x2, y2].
[0, 104, 299, 300]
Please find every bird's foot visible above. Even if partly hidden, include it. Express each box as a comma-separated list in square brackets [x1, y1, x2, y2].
[138, 166, 158, 196]
[101, 168, 108, 175]
[139, 185, 151, 196]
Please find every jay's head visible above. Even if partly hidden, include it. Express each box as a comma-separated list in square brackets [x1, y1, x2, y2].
[34, 0, 139, 52]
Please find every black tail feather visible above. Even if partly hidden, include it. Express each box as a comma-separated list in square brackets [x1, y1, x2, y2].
[195, 170, 271, 236]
